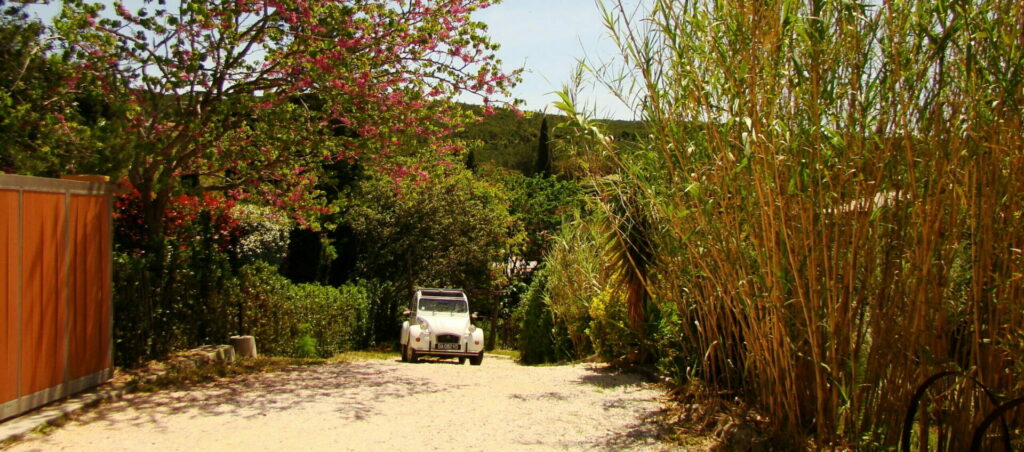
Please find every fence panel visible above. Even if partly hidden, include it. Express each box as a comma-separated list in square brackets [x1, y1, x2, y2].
[20, 191, 68, 400]
[0, 191, 18, 408]
[68, 195, 112, 384]
[0, 175, 112, 422]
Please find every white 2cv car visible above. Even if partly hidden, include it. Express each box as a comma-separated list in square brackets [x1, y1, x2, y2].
[401, 288, 485, 365]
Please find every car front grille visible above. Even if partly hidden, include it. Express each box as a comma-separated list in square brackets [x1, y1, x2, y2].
[436, 334, 461, 344]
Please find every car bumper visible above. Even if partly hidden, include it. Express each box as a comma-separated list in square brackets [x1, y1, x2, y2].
[408, 341, 482, 357]
[417, 349, 481, 358]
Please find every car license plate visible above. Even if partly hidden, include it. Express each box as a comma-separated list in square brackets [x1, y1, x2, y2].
[435, 343, 460, 351]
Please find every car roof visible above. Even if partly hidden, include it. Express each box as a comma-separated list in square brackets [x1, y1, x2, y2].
[416, 288, 465, 298]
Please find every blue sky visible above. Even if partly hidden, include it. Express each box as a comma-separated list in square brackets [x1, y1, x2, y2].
[468, 0, 648, 120]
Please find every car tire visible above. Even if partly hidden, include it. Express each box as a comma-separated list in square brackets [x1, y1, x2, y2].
[458, 357, 466, 364]
[400, 342, 408, 362]
[469, 351, 483, 366]
[405, 344, 419, 363]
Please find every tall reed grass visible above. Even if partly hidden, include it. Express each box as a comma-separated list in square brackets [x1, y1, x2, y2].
[581, 0, 1024, 447]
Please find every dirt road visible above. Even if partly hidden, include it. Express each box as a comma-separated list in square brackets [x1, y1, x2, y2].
[6, 355, 677, 451]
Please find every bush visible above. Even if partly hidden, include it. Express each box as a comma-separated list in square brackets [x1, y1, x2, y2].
[293, 324, 318, 359]
[586, 289, 634, 362]
[354, 278, 400, 347]
[288, 282, 369, 357]
[112, 184, 242, 366]
[115, 255, 370, 364]
[516, 271, 552, 364]
[113, 238, 236, 366]
[229, 262, 296, 356]
[232, 204, 291, 267]
[649, 304, 695, 387]
[111, 186, 367, 364]
[543, 216, 602, 358]
[226, 263, 371, 358]
[516, 269, 573, 364]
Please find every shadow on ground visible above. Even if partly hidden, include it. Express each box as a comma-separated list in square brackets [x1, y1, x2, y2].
[576, 365, 653, 389]
[69, 362, 429, 430]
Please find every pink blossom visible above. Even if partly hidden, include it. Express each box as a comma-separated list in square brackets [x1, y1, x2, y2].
[336, 38, 360, 49]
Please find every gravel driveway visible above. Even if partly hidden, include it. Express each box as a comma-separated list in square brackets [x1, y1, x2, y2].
[6, 355, 677, 451]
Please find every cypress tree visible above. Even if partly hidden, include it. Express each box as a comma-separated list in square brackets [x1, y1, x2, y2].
[534, 116, 551, 176]
[465, 149, 476, 171]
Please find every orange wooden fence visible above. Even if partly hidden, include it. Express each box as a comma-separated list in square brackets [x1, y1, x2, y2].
[1, 174, 113, 421]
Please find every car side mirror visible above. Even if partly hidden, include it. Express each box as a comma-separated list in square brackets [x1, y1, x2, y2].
[471, 312, 479, 320]
[402, 310, 411, 316]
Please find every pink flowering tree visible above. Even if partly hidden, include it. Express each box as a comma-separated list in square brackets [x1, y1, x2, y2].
[54, 0, 518, 247]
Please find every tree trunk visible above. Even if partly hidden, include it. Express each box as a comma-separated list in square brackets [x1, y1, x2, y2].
[134, 178, 173, 359]
[626, 282, 648, 364]
[488, 292, 500, 350]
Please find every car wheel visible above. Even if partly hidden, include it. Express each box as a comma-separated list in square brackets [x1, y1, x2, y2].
[400, 342, 408, 362]
[469, 351, 483, 366]
[458, 357, 466, 364]
[406, 344, 419, 363]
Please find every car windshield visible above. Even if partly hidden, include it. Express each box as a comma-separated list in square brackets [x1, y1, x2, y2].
[418, 297, 468, 313]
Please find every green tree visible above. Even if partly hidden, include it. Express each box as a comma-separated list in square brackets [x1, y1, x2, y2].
[0, 5, 118, 175]
[534, 116, 551, 176]
[344, 164, 521, 341]
[53, 0, 518, 249]
[491, 169, 584, 262]
[465, 149, 476, 172]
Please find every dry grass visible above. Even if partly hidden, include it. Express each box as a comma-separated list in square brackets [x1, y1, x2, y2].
[659, 384, 774, 451]
[488, 348, 522, 360]
[326, 350, 400, 363]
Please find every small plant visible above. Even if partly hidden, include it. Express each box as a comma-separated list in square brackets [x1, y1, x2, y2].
[293, 324, 318, 359]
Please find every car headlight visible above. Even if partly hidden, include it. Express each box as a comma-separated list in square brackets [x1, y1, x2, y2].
[468, 324, 476, 333]
[418, 320, 429, 332]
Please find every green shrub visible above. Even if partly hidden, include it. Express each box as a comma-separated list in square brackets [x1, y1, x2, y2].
[230, 261, 296, 356]
[516, 271, 554, 364]
[232, 204, 292, 267]
[586, 288, 634, 361]
[293, 324, 318, 359]
[516, 270, 574, 364]
[113, 239, 236, 366]
[351, 278, 401, 348]
[649, 305, 695, 387]
[113, 221, 369, 364]
[544, 216, 602, 357]
[226, 263, 372, 358]
[288, 282, 369, 357]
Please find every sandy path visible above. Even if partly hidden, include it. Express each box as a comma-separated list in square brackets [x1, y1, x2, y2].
[6, 355, 676, 451]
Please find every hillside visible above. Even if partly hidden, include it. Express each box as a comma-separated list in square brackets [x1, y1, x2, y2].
[456, 105, 646, 174]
